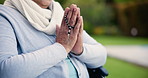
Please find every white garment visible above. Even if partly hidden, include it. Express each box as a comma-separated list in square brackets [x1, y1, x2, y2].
[4, 0, 64, 35]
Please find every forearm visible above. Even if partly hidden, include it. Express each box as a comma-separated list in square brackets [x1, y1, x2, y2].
[71, 43, 107, 68]
[0, 43, 67, 78]
[70, 31, 107, 68]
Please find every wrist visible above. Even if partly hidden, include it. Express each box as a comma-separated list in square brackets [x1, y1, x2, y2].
[71, 47, 83, 56]
[57, 42, 71, 53]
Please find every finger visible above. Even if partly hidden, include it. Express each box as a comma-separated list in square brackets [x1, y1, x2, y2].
[69, 5, 78, 26]
[77, 7, 80, 17]
[56, 25, 60, 42]
[80, 16, 83, 34]
[56, 25, 60, 35]
[67, 4, 76, 23]
[63, 7, 70, 26]
[65, 7, 70, 16]
[63, 8, 70, 32]
[61, 7, 70, 31]
[71, 16, 82, 36]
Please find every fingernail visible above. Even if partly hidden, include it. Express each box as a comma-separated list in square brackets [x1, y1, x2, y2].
[65, 7, 69, 10]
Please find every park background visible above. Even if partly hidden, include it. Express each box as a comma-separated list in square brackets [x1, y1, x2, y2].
[0, 0, 148, 78]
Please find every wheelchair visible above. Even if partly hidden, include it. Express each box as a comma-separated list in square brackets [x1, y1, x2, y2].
[88, 66, 109, 78]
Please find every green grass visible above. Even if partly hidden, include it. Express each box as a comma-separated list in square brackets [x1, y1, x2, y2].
[92, 35, 148, 78]
[104, 57, 148, 78]
[92, 35, 148, 45]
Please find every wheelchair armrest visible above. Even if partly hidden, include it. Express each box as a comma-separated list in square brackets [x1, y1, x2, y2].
[87, 66, 109, 78]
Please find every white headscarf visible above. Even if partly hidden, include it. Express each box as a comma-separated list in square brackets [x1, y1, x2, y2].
[4, 0, 64, 35]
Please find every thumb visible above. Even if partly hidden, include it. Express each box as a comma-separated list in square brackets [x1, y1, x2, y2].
[56, 25, 60, 35]
[80, 16, 83, 34]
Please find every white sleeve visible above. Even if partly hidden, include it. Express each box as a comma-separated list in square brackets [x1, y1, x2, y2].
[0, 15, 67, 78]
[70, 31, 107, 68]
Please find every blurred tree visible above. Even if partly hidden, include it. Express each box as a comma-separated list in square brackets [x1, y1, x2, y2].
[0, 0, 5, 4]
[55, 0, 67, 6]
[64, 0, 115, 34]
[0, 0, 67, 5]
[114, 0, 148, 36]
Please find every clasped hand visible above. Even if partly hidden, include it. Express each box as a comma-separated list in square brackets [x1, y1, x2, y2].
[56, 4, 83, 55]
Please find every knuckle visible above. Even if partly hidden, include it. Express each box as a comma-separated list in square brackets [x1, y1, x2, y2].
[75, 25, 79, 29]
[70, 20, 74, 25]
[66, 17, 70, 21]
[74, 12, 77, 15]
[78, 19, 81, 23]
[70, 35, 75, 39]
